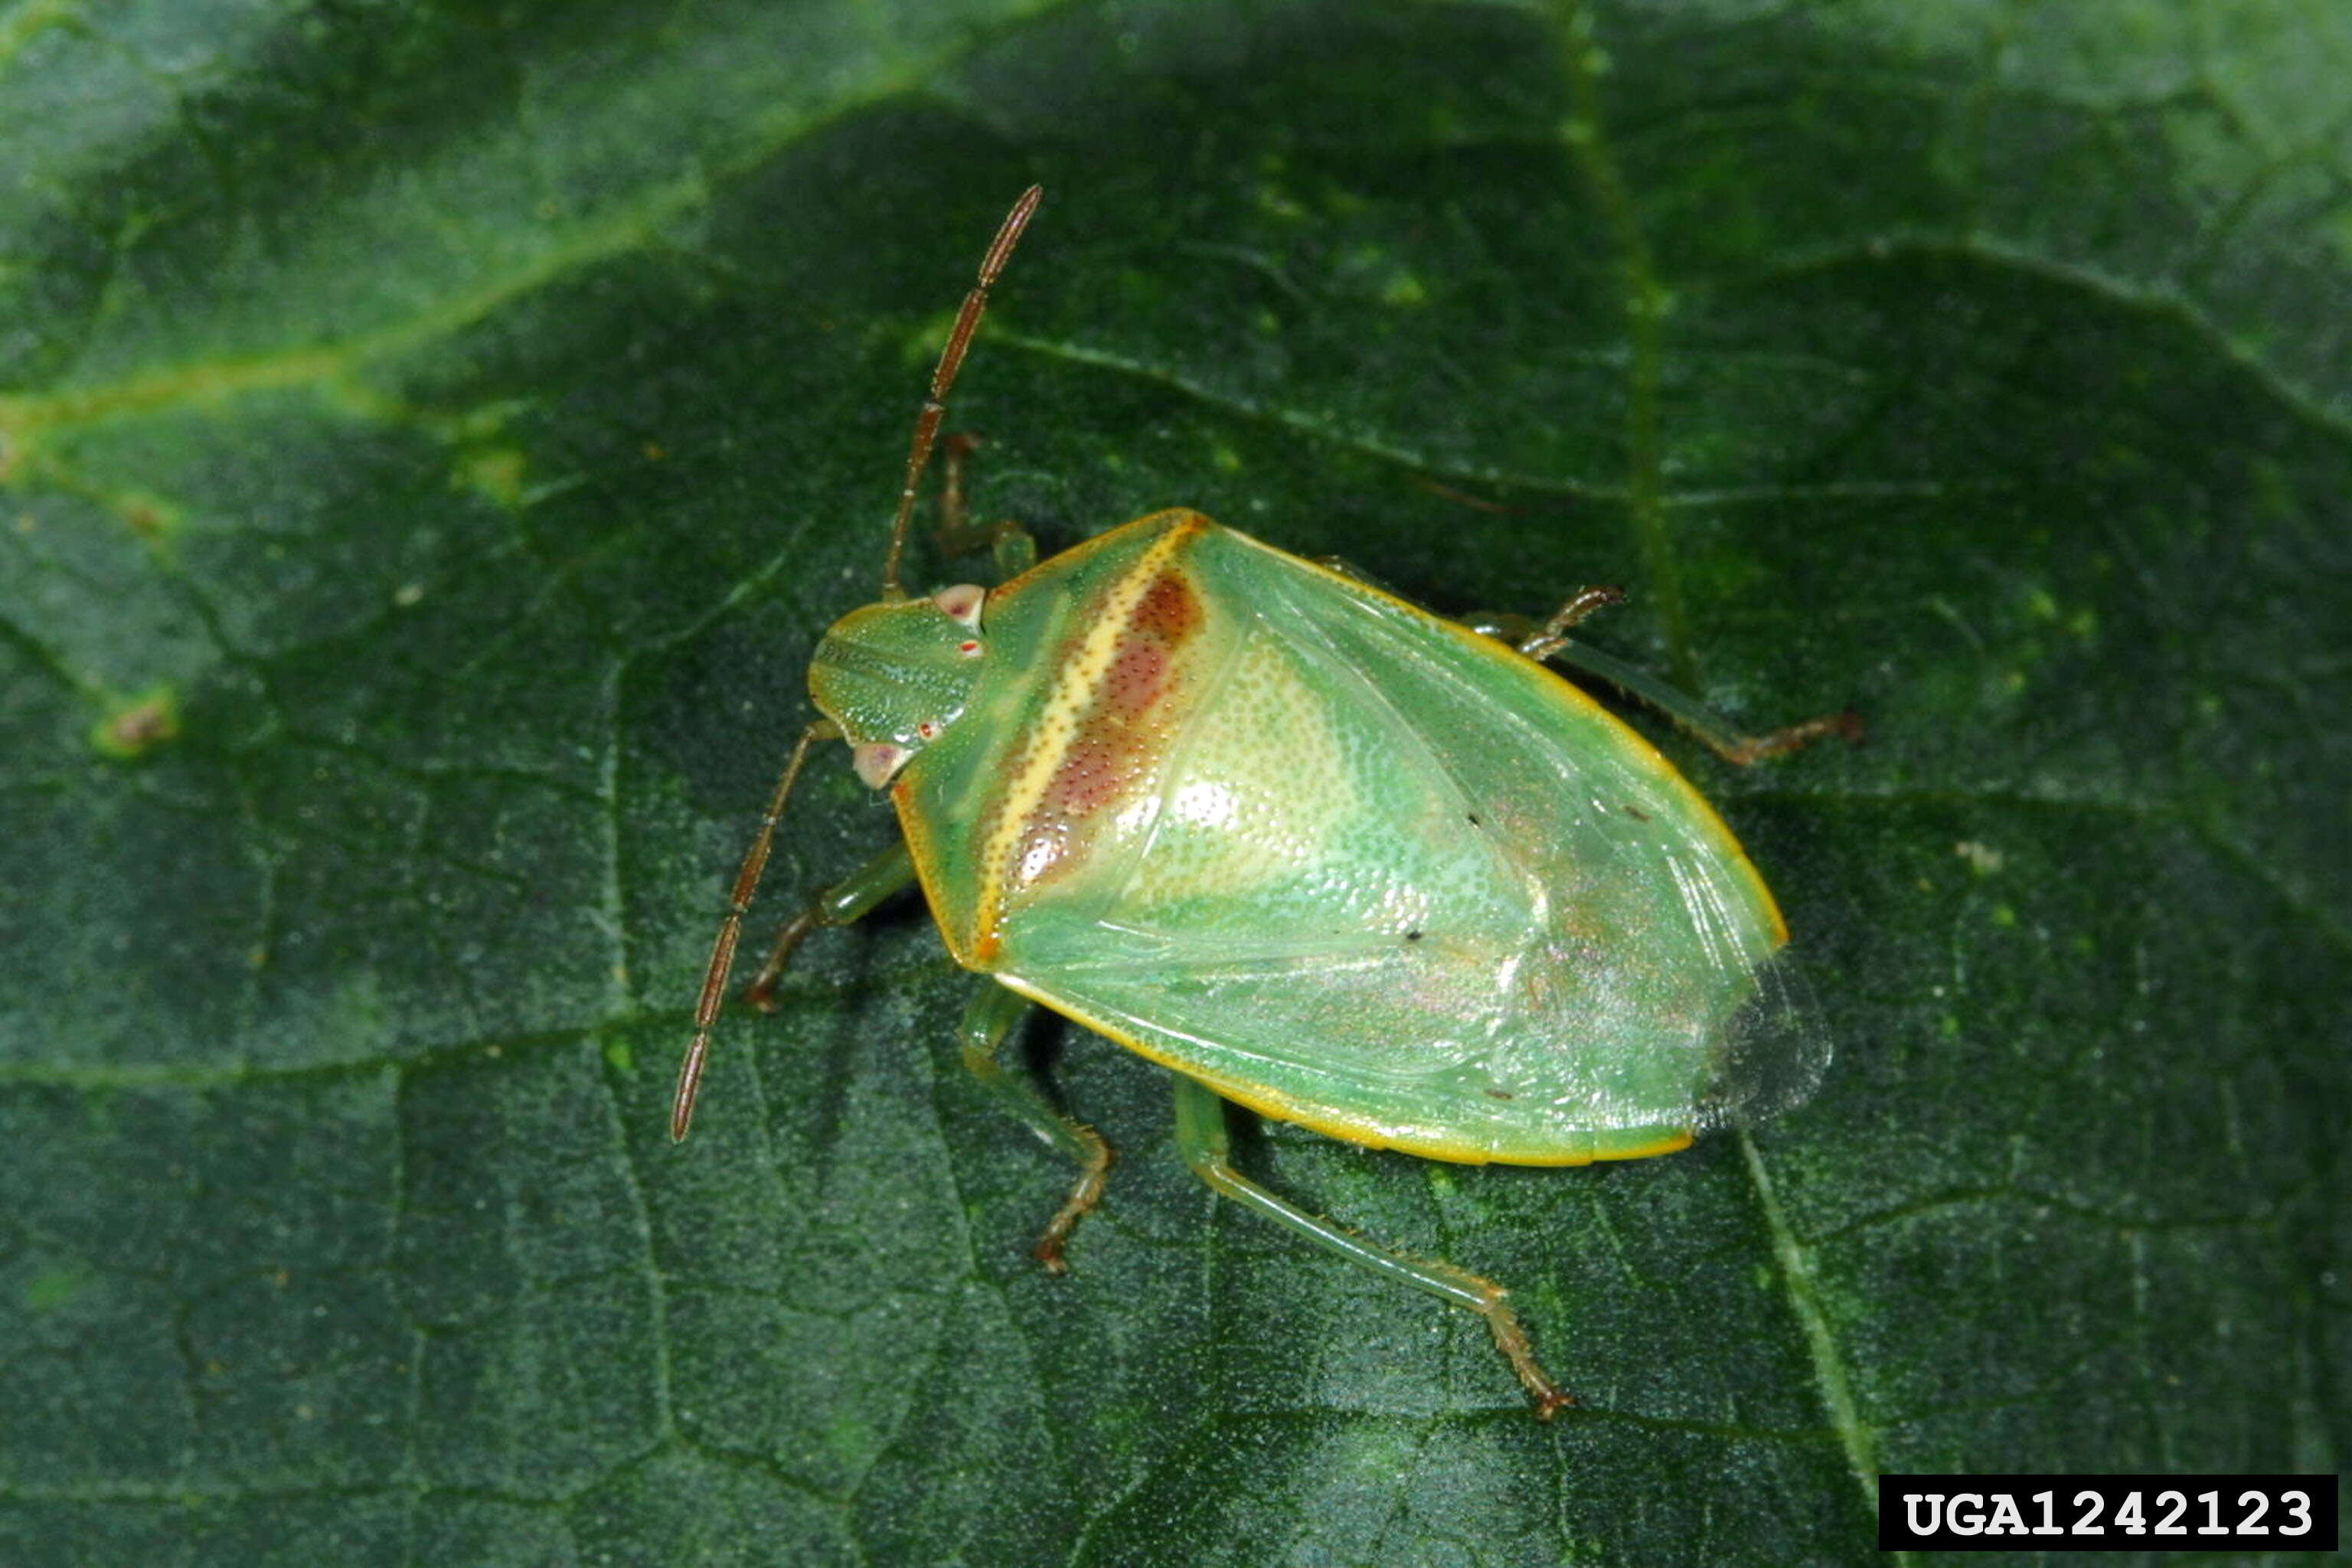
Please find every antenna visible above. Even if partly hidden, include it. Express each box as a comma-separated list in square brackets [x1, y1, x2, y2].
[671, 717, 840, 1141]
[673, 189, 1045, 1142]
[879, 184, 1044, 600]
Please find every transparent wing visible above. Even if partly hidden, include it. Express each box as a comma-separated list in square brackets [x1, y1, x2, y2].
[1693, 943, 1834, 1130]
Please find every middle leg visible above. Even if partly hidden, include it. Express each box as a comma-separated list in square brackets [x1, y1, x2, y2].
[959, 982, 1116, 1273]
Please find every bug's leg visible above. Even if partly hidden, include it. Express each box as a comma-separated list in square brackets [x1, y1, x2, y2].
[742, 841, 918, 1011]
[1511, 586, 1628, 655]
[1169, 1077, 1572, 1419]
[1475, 591, 1864, 766]
[1534, 630, 1862, 764]
[932, 433, 1038, 581]
[959, 982, 1115, 1273]
[1459, 590, 1622, 649]
[992, 523, 1037, 580]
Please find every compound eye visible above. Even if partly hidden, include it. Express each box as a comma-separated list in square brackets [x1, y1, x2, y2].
[931, 584, 985, 628]
[851, 742, 910, 789]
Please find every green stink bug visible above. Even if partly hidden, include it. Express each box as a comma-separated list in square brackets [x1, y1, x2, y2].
[674, 187, 1856, 1416]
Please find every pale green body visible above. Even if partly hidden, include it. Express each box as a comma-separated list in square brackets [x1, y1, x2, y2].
[818, 509, 1805, 1165]
[684, 189, 1842, 1413]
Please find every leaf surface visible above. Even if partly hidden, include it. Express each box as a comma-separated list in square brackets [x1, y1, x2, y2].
[3, 2, 2346, 1563]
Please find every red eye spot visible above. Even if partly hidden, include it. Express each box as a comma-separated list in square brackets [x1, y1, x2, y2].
[917, 721, 938, 739]
[959, 640, 981, 655]
[932, 584, 985, 626]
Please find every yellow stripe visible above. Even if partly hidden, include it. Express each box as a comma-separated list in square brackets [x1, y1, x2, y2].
[970, 519, 1201, 955]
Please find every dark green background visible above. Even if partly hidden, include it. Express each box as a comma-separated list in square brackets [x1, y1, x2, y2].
[2, 2, 2344, 1563]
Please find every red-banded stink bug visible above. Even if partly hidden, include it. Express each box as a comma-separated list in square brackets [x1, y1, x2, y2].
[674, 187, 1855, 1415]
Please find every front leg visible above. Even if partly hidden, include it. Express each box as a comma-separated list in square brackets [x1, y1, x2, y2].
[932, 433, 1038, 580]
[743, 841, 919, 1011]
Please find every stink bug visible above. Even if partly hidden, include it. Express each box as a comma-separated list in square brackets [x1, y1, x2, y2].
[675, 187, 1857, 1416]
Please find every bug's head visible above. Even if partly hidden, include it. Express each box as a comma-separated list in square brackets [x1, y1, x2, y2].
[808, 583, 988, 787]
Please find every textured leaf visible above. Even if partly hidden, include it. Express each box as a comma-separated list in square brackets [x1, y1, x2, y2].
[2, 2, 2345, 1563]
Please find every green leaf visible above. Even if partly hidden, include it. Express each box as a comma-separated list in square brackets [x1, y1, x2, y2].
[4, 2, 2345, 1563]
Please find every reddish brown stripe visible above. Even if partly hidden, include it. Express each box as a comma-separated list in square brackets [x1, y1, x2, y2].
[1014, 564, 1201, 885]
[1132, 569, 1199, 642]
[971, 519, 1207, 959]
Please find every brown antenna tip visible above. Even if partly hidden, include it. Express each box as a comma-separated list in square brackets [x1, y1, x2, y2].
[880, 186, 1047, 599]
